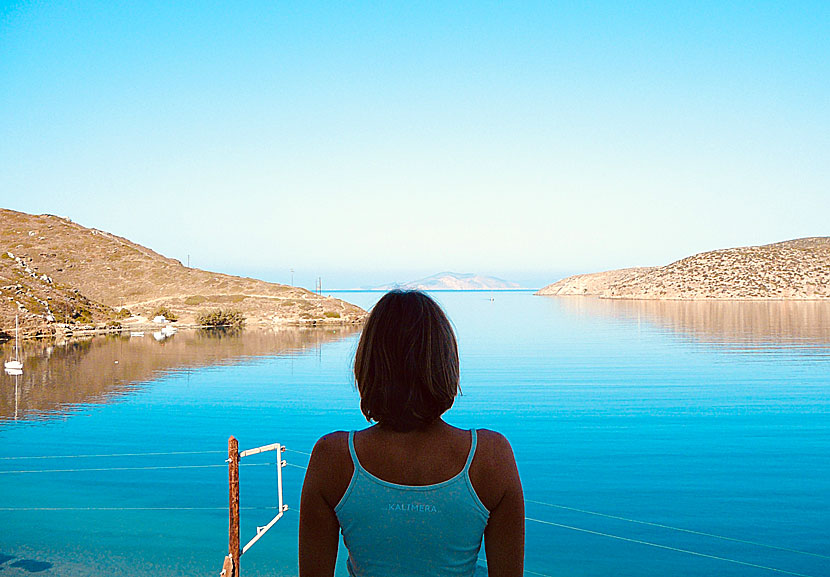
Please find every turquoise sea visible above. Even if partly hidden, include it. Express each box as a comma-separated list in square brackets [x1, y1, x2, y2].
[1, 291, 829, 576]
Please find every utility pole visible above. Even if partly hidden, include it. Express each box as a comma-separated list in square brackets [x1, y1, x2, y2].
[290, 268, 294, 287]
[187, 254, 190, 268]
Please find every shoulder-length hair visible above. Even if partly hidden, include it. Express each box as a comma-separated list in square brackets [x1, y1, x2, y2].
[354, 290, 459, 432]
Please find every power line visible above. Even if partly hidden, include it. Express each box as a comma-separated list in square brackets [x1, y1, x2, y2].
[0, 462, 272, 475]
[284, 448, 312, 457]
[0, 450, 226, 461]
[526, 499, 829, 560]
[0, 506, 281, 511]
[526, 517, 817, 577]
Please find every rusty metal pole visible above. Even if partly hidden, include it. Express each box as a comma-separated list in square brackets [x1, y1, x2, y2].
[228, 436, 240, 576]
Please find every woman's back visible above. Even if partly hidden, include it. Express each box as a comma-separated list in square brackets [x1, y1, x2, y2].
[300, 421, 523, 577]
[336, 426, 489, 577]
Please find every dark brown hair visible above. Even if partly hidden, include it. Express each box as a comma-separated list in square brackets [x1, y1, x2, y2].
[354, 290, 459, 432]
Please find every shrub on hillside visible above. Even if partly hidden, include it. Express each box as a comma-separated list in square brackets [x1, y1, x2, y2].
[152, 306, 178, 322]
[72, 307, 94, 324]
[196, 309, 245, 328]
[116, 308, 131, 319]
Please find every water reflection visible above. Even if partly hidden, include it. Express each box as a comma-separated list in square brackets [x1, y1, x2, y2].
[0, 327, 359, 423]
[551, 297, 830, 348]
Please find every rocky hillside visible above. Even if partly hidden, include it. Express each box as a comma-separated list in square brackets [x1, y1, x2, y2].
[535, 267, 652, 296]
[537, 238, 830, 299]
[0, 208, 366, 336]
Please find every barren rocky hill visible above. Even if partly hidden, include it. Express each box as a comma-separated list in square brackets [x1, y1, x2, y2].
[534, 267, 652, 296]
[537, 238, 830, 300]
[1, 208, 365, 336]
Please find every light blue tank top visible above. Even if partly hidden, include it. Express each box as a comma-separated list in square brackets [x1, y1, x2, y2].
[334, 429, 490, 577]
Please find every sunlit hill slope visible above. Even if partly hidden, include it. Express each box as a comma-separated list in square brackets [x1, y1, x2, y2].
[537, 238, 830, 300]
[0, 208, 366, 336]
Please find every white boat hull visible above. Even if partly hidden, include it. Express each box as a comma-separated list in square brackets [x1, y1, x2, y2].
[6, 315, 23, 372]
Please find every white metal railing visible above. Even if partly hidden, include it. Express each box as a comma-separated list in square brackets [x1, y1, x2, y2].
[239, 442, 288, 554]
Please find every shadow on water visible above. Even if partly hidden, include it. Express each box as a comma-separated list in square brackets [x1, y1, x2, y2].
[550, 297, 830, 349]
[9, 560, 53, 573]
[0, 326, 360, 423]
[0, 554, 53, 573]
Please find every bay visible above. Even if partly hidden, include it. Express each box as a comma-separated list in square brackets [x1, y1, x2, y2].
[1, 292, 828, 576]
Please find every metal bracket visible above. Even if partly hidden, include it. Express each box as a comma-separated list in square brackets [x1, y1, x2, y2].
[239, 443, 288, 555]
[239, 443, 282, 458]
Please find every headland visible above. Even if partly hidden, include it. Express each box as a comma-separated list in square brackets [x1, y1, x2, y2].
[537, 238, 830, 300]
[0, 208, 366, 338]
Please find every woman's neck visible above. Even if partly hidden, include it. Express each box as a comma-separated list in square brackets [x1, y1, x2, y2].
[374, 418, 454, 438]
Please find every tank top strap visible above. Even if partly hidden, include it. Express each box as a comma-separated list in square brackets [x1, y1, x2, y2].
[463, 428, 478, 472]
[347, 430, 362, 471]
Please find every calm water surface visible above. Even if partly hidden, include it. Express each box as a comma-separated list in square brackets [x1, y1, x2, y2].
[1, 292, 829, 577]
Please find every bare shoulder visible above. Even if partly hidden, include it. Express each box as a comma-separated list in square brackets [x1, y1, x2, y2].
[310, 430, 350, 459]
[305, 431, 353, 509]
[308, 431, 352, 478]
[470, 429, 521, 512]
[475, 429, 517, 466]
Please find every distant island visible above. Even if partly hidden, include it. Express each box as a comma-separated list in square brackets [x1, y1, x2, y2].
[537, 237, 830, 300]
[366, 272, 522, 291]
[0, 208, 366, 337]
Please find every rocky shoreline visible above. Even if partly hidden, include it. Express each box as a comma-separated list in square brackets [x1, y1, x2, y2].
[0, 315, 360, 343]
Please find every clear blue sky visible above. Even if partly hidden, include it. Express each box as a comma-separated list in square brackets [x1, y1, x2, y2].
[1, 1, 828, 289]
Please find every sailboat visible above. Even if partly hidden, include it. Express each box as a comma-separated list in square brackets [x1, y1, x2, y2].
[4, 315, 23, 372]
